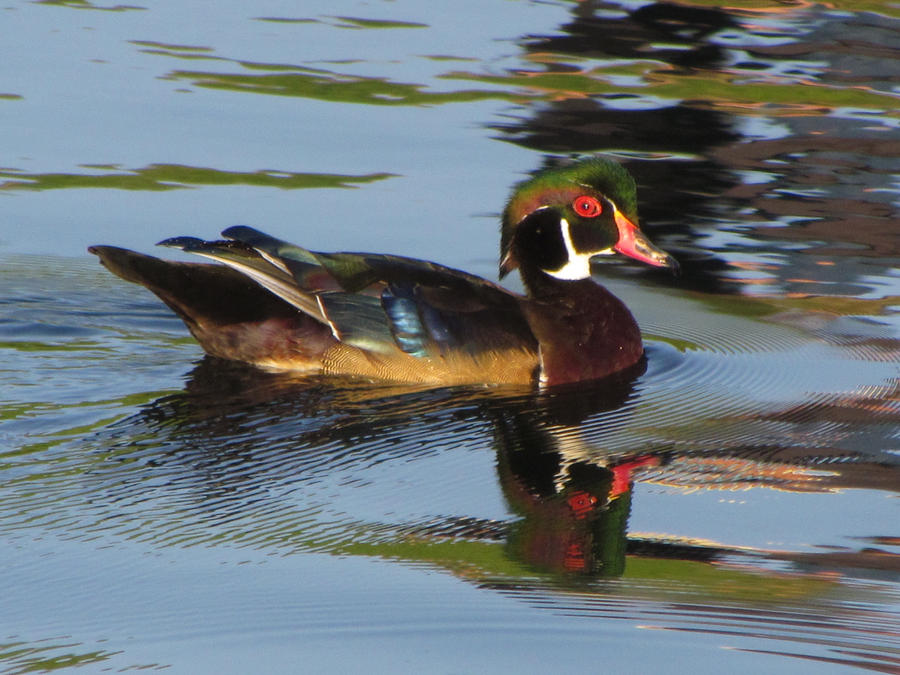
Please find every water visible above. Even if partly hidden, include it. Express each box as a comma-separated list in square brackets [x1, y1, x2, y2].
[2, 1, 898, 673]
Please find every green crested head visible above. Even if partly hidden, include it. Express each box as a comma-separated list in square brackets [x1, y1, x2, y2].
[499, 157, 676, 282]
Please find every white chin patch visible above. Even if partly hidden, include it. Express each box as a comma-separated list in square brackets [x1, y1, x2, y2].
[544, 217, 609, 281]
[546, 253, 593, 280]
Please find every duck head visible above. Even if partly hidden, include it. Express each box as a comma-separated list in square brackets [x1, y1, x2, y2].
[500, 157, 677, 282]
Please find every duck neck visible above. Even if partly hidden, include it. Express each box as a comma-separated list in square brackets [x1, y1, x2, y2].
[518, 264, 591, 303]
[517, 264, 645, 386]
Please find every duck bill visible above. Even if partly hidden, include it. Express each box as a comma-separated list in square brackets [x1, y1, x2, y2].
[612, 209, 679, 272]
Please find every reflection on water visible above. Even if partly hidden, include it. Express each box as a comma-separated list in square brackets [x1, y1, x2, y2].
[489, 1, 900, 304]
[0, 164, 394, 192]
[3, 312, 898, 669]
[6, 344, 897, 562]
[2, 0, 899, 672]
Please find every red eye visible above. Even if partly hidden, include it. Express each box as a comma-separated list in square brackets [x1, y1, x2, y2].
[573, 195, 602, 218]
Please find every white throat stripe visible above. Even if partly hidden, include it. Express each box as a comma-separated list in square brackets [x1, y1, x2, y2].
[546, 217, 594, 280]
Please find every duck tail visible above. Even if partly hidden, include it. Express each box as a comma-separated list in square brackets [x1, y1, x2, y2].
[88, 245, 333, 367]
[88, 245, 296, 324]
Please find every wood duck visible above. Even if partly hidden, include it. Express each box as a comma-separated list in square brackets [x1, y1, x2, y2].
[89, 157, 677, 386]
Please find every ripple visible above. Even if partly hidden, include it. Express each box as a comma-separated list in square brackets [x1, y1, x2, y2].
[493, 577, 900, 672]
[3, 256, 898, 561]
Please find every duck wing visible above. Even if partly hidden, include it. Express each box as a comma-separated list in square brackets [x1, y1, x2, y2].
[164, 226, 538, 368]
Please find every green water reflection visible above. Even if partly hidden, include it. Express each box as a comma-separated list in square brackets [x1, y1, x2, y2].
[0, 164, 394, 192]
[125, 10, 900, 117]
[0, 640, 124, 673]
[167, 64, 515, 107]
[34, 0, 144, 11]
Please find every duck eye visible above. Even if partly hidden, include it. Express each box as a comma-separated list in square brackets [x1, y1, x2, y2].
[573, 195, 602, 218]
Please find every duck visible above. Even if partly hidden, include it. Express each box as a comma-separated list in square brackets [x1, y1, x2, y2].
[89, 157, 677, 387]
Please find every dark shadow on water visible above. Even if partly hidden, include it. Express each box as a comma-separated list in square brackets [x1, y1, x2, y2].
[529, 1, 737, 68]
[493, 1, 900, 300]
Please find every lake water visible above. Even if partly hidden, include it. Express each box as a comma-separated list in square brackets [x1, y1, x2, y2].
[2, 1, 898, 673]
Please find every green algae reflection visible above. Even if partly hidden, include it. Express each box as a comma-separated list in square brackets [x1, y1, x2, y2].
[158, 53, 899, 113]
[135, 42, 519, 106]
[0, 640, 127, 674]
[327, 16, 428, 30]
[167, 63, 516, 106]
[34, 0, 145, 11]
[133, 35, 900, 114]
[443, 62, 900, 117]
[253, 16, 427, 29]
[0, 164, 395, 192]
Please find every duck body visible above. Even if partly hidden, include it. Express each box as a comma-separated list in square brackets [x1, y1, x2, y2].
[90, 158, 676, 387]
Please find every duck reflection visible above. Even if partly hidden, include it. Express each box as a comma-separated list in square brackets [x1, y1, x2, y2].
[130, 358, 678, 579]
[487, 372, 658, 577]
[128, 356, 898, 580]
[499, 445, 659, 577]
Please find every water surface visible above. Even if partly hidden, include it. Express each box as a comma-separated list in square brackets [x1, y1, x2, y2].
[1, 1, 898, 673]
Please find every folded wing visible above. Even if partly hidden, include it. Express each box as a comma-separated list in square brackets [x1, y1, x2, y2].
[161, 226, 539, 375]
